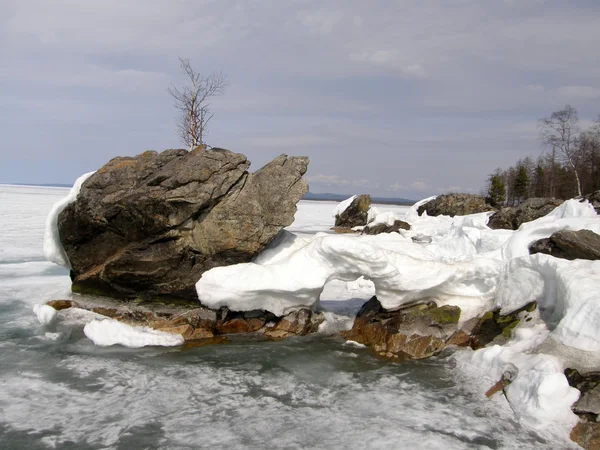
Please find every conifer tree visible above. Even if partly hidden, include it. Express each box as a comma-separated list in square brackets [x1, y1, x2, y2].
[487, 173, 506, 207]
[513, 165, 530, 204]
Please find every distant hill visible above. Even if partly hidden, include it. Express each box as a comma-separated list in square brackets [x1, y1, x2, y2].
[303, 192, 415, 205]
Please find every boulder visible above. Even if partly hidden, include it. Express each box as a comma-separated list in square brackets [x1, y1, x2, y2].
[342, 297, 538, 360]
[530, 229, 600, 260]
[334, 194, 371, 228]
[488, 198, 562, 230]
[341, 296, 461, 360]
[58, 148, 308, 301]
[417, 194, 494, 217]
[362, 220, 410, 235]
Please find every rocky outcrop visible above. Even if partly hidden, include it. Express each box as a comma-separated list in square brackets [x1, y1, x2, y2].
[46, 297, 324, 340]
[341, 297, 462, 360]
[530, 229, 600, 261]
[57, 148, 308, 301]
[342, 296, 537, 360]
[566, 369, 600, 449]
[362, 220, 410, 235]
[488, 198, 562, 230]
[334, 194, 371, 228]
[417, 194, 494, 217]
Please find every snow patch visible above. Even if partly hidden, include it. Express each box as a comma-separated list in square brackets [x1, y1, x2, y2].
[83, 319, 184, 348]
[33, 304, 58, 326]
[43, 172, 95, 268]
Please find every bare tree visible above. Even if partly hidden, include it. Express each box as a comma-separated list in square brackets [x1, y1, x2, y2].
[168, 57, 228, 151]
[539, 105, 582, 196]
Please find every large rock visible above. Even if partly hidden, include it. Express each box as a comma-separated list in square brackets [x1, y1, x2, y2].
[530, 229, 600, 260]
[488, 198, 562, 230]
[334, 194, 371, 228]
[342, 297, 538, 360]
[341, 296, 462, 360]
[58, 148, 308, 301]
[417, 194, 494, 217]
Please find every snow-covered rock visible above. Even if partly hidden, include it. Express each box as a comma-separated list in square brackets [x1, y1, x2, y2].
[83, 319, 184, 348]
[33, 304, 58, 326]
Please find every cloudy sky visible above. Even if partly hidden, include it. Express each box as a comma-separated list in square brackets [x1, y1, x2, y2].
[2, 0, 600, 199]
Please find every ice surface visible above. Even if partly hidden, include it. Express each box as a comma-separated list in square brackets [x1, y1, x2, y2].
[83, 319, 185, 348]
[0, 186, 588, 448]
[43, 172, 95, 268]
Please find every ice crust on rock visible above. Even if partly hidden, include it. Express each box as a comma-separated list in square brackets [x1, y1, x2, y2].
[83, 319, 184, 348]
[43, 172, 95, 268]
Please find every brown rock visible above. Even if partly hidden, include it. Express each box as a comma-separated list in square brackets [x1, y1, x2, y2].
[46, 300, 74, 310]
[264, 309, 324, 338]
[187, 328, 215, 340]
[157, 324, 194, 339]
[341, 297, 461, 360]
[571, 422, 600, 450]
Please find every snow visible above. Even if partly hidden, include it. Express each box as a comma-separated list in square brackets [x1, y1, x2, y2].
[1, 183, 596, 447]
[332, 195, 357, 218]
[43, 172, 95, 268]
[195, 195, 600, 437]
[33, 304, 58, 326]
[83, 319, 185, 348]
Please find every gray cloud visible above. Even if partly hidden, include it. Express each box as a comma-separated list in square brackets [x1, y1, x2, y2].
[1, 0, 600, 200]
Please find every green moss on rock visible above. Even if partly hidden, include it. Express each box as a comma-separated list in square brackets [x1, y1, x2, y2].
[426, 306, 461, 324]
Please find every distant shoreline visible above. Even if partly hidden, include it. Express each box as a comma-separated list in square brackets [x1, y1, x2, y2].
[302, 197, 415, 206]
[303, 192, 415, 206]
[1, 182, 72, 188]
[1, 184, 417, 206]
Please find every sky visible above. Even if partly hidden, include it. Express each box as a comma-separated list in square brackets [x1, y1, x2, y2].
[2, 0, 600, 200]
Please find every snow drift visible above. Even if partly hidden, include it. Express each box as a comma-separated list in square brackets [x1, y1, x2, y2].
[43, 171, 95, 268]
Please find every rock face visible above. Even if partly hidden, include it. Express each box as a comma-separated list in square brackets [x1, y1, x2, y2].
[487, 198, 562, 230]
[530, 229, 600, 260]
[334, 194, 371, 228]
[417, 194, 494, 217]
[47, 297, 323, 340]
[362, 220, 410, 235]
[342, 296, 537, 360]
[58, 148, 308, 301]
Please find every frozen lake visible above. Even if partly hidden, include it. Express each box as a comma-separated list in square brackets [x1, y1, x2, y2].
[0, 185, 567, 449]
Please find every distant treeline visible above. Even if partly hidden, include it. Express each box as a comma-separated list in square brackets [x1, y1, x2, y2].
[486, 105, 600, 206]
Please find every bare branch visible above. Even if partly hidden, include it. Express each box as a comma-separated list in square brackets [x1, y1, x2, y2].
[168, 57, 228, 151]
[539, 105, 582, 196]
